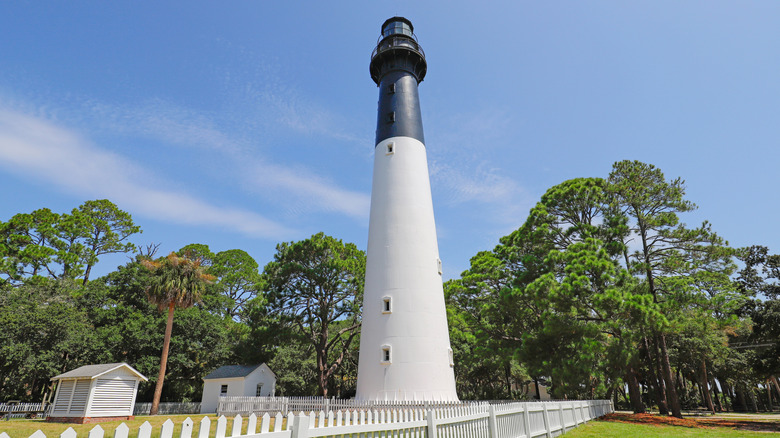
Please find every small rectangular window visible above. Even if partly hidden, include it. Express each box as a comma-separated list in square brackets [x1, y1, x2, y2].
[382, 296, 392, 313]
[386, 142, 394, 155]
[448, 348, 454, 367]
[256, 383, 264, 396]
[381, 345, 392, 363]
[388, 111, 395, 123]
[437, 258, 443, 275]
[220, 384, 228, 396]
[388, 83, 396, 94]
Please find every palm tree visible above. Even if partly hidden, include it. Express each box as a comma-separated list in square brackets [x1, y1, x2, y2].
[141, 251, 214, 415]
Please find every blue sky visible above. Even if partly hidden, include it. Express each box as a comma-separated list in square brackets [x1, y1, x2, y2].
[1, 2, 778, 280]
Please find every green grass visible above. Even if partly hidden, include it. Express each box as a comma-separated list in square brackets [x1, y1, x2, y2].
[0, 414, 283, 438]
[565, 420, 773, 437]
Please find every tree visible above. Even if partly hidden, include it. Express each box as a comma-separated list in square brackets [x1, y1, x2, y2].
[0, 279, 99, 401]
[739, 246, 780, 391]
[607, 160, 735, 418]
[211, 249, 262, 319]
[73, 199, 141, 284]
[262, 233, 365, 397]
[0, 200, 141, 285]
[141, 251, 214, 415]
[0, 208, 68, 282]
[177, 244, 261, 320]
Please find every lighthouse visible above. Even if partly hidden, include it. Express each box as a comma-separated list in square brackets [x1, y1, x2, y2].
[355, 17, 459, 401]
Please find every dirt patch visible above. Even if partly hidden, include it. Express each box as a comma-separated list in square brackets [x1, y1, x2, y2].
[598, 413, 780, 433]
[600, 413, 705, 429]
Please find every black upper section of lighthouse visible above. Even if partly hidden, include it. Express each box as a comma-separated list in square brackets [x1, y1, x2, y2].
[371, 17, 427, 146]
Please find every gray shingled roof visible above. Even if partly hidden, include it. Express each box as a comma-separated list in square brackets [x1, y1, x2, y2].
[203, 364, 264, 380]
[51, 363, 147, 381]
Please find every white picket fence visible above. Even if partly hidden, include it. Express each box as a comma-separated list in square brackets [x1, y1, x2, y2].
[0, 403, 49, 418]
[2, 400, 613, 438]
[217, 396, 467, 416]
[134, 402, 202, 415]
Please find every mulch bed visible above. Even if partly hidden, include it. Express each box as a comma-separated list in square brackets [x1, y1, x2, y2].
[599, 412, 780, 432]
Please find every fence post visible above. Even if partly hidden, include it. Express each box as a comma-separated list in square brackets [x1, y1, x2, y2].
[487, 405, 498, 438]
[542, 404, 552, 438]
[523, 403, 531, 438]
[291, 412, 310, 438]
[558, 404, 566, 434]
[426, 410, 438, 438]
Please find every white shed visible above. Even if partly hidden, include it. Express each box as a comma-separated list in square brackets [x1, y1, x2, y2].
[200, 364, 276, 414]
[48, 363, 147, 423]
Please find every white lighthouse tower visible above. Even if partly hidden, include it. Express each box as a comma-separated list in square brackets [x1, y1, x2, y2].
[355, 17, 458, 402]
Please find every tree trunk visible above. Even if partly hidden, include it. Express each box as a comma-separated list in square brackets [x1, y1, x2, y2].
[749, 386, 761, 412]
[768, 381, 775, 412]
[82, 264, 93, 285]
[699, 360, 715, 414]
[771, 376, 780, 401]
[734, 384, 748, 412]
[317, 354, 329, 397]
[626, 368, 646, 414]
[618, 385, 630, 405]
[644, 336, 669, 415]
[657, 333, 682, 418]
[711, 377, 723, 412]
[316, 327, 329, 397]
[677, 369, 684, 396]
[151, 303, 175, 416]
[504, 364, 512, 397]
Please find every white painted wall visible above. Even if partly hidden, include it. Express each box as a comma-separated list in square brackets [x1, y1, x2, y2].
[356, 136, 458, 401]
[240, 365, 276, 397]
[200, 365, 276, 413]
[86, 367, 140, 417]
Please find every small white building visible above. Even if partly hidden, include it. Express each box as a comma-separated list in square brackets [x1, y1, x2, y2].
[200, 364, 276, 414]
[49, 363, 147, 423]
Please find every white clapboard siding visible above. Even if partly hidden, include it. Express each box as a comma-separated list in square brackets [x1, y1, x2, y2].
[52, 380, 75, 415]
[69, 380, 92, 414]
[90, 379, 136, 415]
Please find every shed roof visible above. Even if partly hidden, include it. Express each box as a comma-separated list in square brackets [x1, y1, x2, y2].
[51, 363, 148, 381]
[203, 364, 274, 380]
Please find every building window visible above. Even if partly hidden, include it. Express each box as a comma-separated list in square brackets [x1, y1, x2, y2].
[448, 348, 454, 367]
[382, 296, 392, 313]
[386, 142, 394, 155]
[220, 384, 228, 396]
[437, 258, 443, 275]
[388, 83, 396, 94]
[388, 111, 395, 123]
[381, 345, 392, 363]
[256, 383, 264, 396]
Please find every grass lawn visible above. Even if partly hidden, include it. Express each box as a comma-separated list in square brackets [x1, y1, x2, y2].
[0, 414, 283, 438]
[566, 412, 780, 437]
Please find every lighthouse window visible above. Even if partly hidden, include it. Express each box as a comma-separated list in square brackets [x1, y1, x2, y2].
[382, 296, 392, 313]
[386, 142, 394, 155]
[448, 348, 454, 367]
[437, 258, 443, 275]
[381, 345, 392, 363]
[388, 111, 395, 123]
[388, 83, 395, 93]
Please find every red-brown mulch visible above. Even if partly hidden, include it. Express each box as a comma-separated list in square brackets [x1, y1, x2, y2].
[598, 412, 780, 432]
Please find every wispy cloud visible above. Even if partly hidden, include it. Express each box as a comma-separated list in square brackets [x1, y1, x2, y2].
[0, 108, 295, 238]
[241, 161, 370, 220]
[43, 97, 373, 222]
[427, 106, 534, 228]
